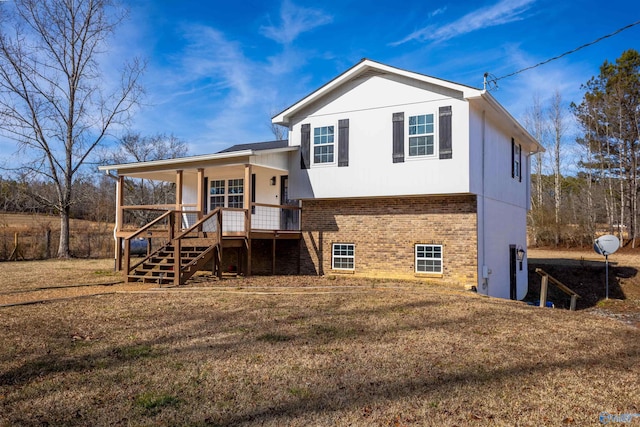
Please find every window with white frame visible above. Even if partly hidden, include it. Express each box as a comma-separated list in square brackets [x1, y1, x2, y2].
[313, 126, 335, 164]
[408, 114, 435, 157]
[227, 179, 244, 208]
[332, 243, 354, 270]
[209, 178, 244, 210]
[209, 179, 225, 209]
[415, 244, 442, 273]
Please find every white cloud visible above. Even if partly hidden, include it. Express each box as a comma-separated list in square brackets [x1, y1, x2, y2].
[260, 0, 333, 45]
[392, 0, 536, 45]
[429, 7, 447, 18]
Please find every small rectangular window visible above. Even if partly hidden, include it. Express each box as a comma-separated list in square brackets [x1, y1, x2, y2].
[415, 244, 442, 273]
[408, 114, 435, 156]
[332, 243, 354, 270]
[313, 126, 335, 164]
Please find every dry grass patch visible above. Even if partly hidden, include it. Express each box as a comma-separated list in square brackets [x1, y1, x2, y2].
[0, 258, 119, 292]
[0, 280, 638, 426]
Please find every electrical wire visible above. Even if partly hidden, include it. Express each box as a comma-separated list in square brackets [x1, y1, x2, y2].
[486, 18, 640, 88]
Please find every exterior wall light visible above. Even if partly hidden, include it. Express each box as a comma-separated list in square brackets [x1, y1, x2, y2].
[270, 176, 276, 186]
[516, 246, 525, 270]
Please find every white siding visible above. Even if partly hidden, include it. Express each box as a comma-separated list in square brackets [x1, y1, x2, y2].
[287, 75, 471, 200]
[470, 106, 530, 299]
[478, 197, 528, 300]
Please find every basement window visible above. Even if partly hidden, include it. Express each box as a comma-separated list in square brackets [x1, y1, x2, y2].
[332, 243, 355, 270]
[415, 244, 442, 274]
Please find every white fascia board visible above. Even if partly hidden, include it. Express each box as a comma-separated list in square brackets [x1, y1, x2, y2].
[272, 59, 483, 126]
[98, 146, 298, 175]
[469, 91, 545, 154]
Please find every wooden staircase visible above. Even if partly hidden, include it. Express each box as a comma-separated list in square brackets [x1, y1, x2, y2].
[127, 241, 221, 285]
[123, 208, 230, 286]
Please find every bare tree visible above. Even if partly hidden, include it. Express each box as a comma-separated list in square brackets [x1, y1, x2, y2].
[0, 0, 143, 257]
[522, 94, 548, 246]
[101, 132, 188, 224]
[549, 90, 567, 246]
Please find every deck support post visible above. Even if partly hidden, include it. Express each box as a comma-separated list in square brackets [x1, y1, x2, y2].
[115, 175, 124, 271]
[244, 164, 252, 276]
[197, 168, 204, 221]
[272, 237, 276, 275]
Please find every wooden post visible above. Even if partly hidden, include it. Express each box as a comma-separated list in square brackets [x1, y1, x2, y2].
[175, 169, 183, 231]
[244, 164, 252, 276]
[197, 168, 204, 220]
[539, 274, 548, 308]
[174, 238, 181, 286]
[123, 239, 131, 281]
[115, 176, 124, 271]
[570, 295, 577, 311]
[272, 237, 276, 275]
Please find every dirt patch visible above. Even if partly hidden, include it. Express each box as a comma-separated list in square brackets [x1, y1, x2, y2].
[527, 248, 640, 327]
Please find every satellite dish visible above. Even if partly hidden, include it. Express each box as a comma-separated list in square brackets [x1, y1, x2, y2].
[594, 235, 620, 256]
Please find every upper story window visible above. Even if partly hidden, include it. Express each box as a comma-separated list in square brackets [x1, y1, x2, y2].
[313, 126, 335, 164]
[408, 114, 435, 157]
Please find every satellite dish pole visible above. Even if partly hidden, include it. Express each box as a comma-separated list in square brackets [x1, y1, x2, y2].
[594, 235, 620, 300]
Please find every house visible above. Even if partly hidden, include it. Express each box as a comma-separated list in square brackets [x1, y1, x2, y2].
[99, 59, 542, 300]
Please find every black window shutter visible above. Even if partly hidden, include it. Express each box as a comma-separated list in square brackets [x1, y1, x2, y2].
[301, 123, 311, 169]
[518, 144, 522, 182]
[203, 177, 208, 214]
[338, 119, 349, 167]
[392, 112, 404, 163]
[511, 138, 515, 178]
[439, 106, 452, 159]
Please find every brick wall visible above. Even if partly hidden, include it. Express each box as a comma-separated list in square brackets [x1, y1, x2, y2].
[300, 195, 478, 287]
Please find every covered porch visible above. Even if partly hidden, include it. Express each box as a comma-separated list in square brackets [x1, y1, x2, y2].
[99, 143, 302, 285]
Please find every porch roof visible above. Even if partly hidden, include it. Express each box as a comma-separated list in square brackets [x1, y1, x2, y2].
[98, 141, 297, 180]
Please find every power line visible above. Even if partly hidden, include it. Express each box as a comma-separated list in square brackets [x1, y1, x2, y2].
[485, 18, 640, 90]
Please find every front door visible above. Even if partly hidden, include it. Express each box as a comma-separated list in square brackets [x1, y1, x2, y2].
[509, 244, 517, 300]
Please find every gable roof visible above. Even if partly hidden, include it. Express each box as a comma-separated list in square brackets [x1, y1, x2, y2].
[218, 139, 288, 153]
[272, 58, 543, 153]
[271, 58, 483, 126]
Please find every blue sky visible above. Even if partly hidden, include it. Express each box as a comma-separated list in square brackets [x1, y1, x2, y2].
[3, 0, 640, 162]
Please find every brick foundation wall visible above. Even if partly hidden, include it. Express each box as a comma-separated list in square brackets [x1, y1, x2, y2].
[300, 195, 478, 287]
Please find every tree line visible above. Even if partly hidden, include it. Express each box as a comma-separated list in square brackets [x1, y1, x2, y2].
[527, 49, 640, 248]
[0, 2, 638, 256]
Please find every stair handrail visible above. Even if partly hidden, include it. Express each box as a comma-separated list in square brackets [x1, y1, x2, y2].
[181, 244, 219, 271]
[124, 210, 174, 241]
[174, 207, 224, 240]
[535, 268, 581, 311]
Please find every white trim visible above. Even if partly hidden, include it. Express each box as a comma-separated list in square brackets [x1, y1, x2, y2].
[406, 112, 437, 159]
[272, 59, 482, 125]
[415, 244, 443, 274]
[311, 123, 337, 167]
[98, 146, 298, 173]
[332, 243, 355, 270]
